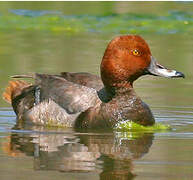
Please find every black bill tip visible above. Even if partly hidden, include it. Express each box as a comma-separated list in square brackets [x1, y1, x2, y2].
[174, 71, 185, 78]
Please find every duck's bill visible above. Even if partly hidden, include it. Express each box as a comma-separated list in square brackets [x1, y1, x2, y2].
[146, 56, 185, 78]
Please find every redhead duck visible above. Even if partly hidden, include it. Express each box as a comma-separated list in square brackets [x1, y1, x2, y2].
[3, 35, 184, 129]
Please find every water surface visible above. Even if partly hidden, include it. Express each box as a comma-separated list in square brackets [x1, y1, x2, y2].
[0, 2, 193, 180]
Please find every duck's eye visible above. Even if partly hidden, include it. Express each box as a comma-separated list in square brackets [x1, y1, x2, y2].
[132, 49, 140, 56]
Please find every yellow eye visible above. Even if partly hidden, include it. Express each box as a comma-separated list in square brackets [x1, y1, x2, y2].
[132, 49, 140, 56]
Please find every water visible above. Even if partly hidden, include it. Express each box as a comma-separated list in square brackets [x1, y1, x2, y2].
[0, 2, 193, 180]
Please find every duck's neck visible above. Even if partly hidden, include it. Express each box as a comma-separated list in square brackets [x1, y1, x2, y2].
[100, 81, 136, 101]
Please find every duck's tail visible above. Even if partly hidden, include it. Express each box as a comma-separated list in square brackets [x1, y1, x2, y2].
[2, 80, 30, 104]
[11, 74, 34, 79]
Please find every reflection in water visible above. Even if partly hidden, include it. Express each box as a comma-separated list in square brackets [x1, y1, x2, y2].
[3, 124, 154, 180]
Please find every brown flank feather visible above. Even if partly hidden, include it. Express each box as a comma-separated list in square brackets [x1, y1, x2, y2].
[3, 80, 30, 104]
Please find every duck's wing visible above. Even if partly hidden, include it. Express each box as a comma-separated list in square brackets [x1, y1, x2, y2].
[59, 72, 104, 91]
[3, 73, 100, 126]
[34, 73, 99, 114]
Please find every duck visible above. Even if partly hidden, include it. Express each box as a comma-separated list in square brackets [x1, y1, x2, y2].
[3, 35, 184, 129]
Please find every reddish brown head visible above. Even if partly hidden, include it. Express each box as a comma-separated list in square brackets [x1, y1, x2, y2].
[101, 35, 152, 88]
[101, 35, 184, 89]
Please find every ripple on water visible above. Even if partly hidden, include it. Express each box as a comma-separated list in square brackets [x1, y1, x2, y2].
[0, 105, 193, 138]
[0, 108, 16, 132]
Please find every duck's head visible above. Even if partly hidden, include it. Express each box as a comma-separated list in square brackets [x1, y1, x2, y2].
[101, 35, 184, 89]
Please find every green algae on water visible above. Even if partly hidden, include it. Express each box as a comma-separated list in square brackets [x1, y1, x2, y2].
[115, 120, 171, 132]
[0, 10, 193, 35]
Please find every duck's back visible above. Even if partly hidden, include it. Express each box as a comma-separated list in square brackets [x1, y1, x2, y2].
[60, 72, 103, 91]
